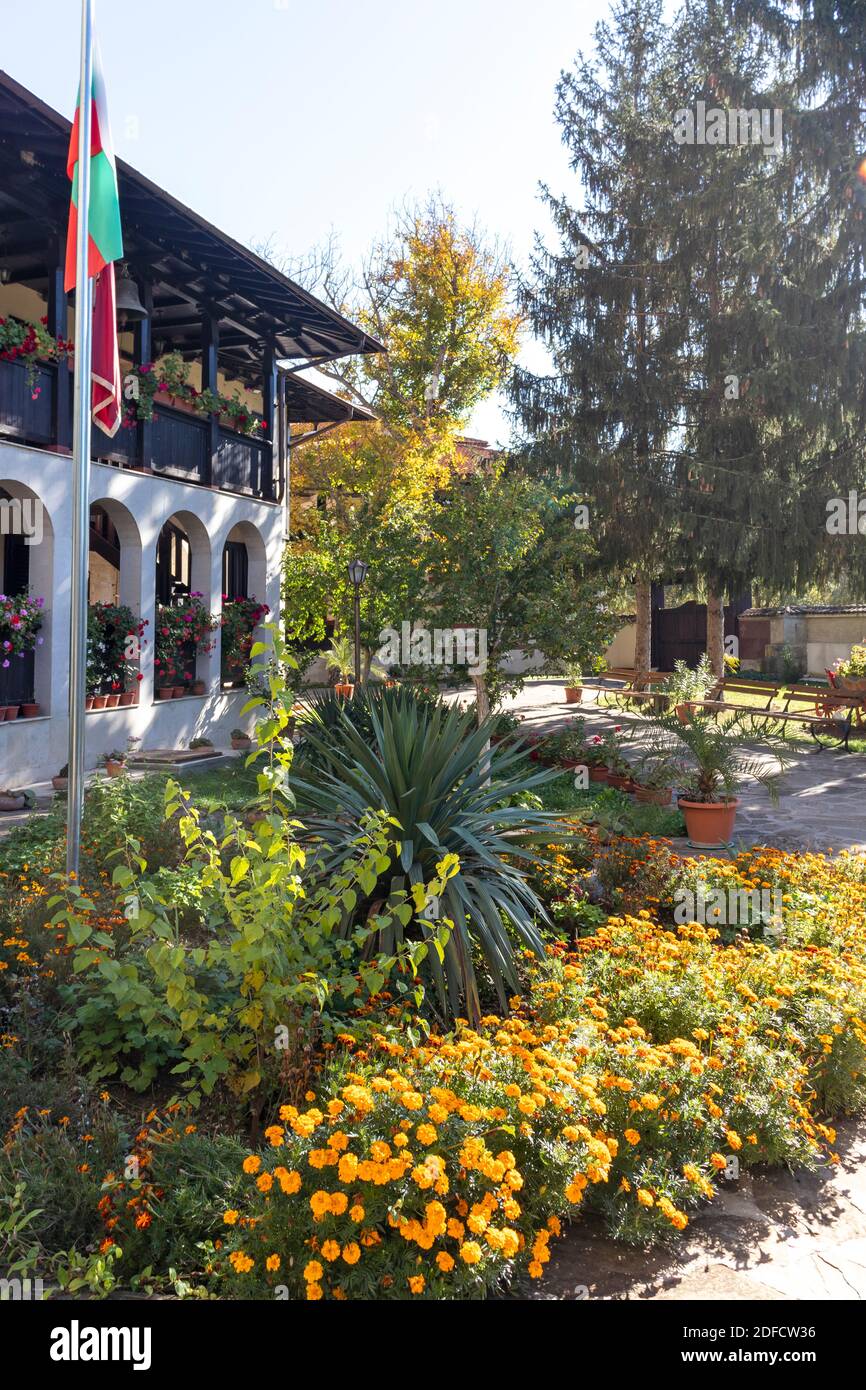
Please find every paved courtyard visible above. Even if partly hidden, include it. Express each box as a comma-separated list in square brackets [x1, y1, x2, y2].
[469, 680, 866, 855]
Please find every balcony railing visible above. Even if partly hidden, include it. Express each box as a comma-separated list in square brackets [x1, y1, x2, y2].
[0, 358, 276, 501]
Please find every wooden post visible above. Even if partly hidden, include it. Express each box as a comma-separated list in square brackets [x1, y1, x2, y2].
[201, 313, 219, 488]
[134, 281, 153, 471]
[47, 256, 72, 452]
[261, 341, 277, 500]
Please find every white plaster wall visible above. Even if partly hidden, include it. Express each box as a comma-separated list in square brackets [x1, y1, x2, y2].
[0, 441, 282, 787]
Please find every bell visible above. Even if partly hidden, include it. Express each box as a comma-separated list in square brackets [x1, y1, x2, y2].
[115, 264, 147, 322]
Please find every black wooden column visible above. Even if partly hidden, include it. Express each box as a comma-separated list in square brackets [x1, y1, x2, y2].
[201, 313, 219, 488]
[261, 342, 277, 500]
[47, 253, 72, 452]
[134, 281, 153, 471]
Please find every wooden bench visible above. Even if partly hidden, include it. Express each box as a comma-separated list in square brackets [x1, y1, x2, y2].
[594, 668, 674, 714]
[683, 678, 865, 751]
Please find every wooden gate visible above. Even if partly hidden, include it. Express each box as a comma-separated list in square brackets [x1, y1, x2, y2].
[653, 597, 749, 670]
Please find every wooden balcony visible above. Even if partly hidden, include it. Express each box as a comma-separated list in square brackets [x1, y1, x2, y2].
[0, 357, 276, 501]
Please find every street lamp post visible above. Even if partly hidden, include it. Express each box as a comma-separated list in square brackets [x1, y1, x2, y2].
[347, 558, 369, 688]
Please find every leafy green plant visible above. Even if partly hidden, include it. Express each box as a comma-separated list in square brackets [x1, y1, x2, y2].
[644, 710, 787, 804]
[659, 655, 715, 705]
[325, 633, 355, 683]
[291, 690, 564, 1020]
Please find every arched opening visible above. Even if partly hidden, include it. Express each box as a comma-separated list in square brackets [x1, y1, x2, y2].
[86, 499, 144, 704]
[154, 511, 213, 697]
[220, 521, 269, 688]
[0, 481, 52, 714]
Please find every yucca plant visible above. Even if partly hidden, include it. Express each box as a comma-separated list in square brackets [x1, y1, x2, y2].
[290, 690, 565, 1022]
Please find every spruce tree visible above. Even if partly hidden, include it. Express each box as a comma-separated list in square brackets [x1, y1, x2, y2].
[512, 0, 689, 685]
[662, 0, 866, 671]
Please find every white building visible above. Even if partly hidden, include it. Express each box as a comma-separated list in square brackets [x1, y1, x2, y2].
[0, 72, 377, 788]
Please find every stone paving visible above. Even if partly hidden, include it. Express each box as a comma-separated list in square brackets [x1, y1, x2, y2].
[462, 679, 866, 855]
[523, 1117, 866, 1301]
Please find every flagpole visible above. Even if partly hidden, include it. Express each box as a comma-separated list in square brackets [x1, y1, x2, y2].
[66, 0, 95, 880]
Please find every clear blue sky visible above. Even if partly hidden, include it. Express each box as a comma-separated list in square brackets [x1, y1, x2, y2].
[3, 0, 611, 441]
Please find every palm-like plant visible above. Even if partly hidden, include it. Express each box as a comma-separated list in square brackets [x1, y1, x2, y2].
[290, 690, 565, 1021]
[326, 633, 355, 684]
[641, 710, 787, 803]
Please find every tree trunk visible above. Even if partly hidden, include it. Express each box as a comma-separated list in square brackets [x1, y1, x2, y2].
[633, 578, 652, 689]
[706, 589, 725, 682]
[472, 674, 490, 727]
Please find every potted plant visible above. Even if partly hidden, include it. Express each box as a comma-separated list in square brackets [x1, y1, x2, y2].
[4, 705, 19, 721]
[20, 701, 39, 718]
[598, 725, 634, 789]
[220, 596, 270, 687]
[834, 643, 866, 695]
[660, 655, 715, 723]
[584, 733, 610, 782]
[91, 694, 108, 710]
[631, 747, 678, 805]
[192, 678, 206, 696]
[537, 722, 588, 768]
[189, 736, 213, 751]
[562, 659, 585, 704]
[156, 685, 174, 701]
[230, 727, 252, 750]
[155, 592, 217, 699]
[99, 749, 127, 778]
[52, 764, 68, 791]
[645, 710, 786, 848]
[0, 787, 29, 812]
[326, 634, 355, 698]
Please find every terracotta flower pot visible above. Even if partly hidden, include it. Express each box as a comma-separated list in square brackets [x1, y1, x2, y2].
[156, 687, 173, 701]
[678, 797, 739, 848]
[334, 682, 355, 698]
[192, 680, 206, 696]
[173, 686, 186, 698]
[231, 736, 252, 750]
[634, 785, 672, 805]
[588, 765, 609, 783]
[0, 792, 26, 811]
[105, 694, 121, 708]
[4, 705, 20, 721]
[606, 772, 631, 789]
[564, 686, 583, 704]
[119, 691, 135, 706]
[105, 759, 125, 777]
[675, 702, 693, 725]
[85, 697, 95, 711]
[92, 695, 108, 710]
[52, 776, 68, 791]
[21, 702, 39, 718]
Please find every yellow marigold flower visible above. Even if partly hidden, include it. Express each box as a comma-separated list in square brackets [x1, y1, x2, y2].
[416, 1123, 437, 1145]
[528, 1260, 544, 1278]
[309, 1191, 331, 1218]
[242, 1155, 261, 1175]
[266, 1254, 281, 1272]
[401, 1090, 424, 1110]
[393, 1132, 408, 1148]
[228, 1251, 254, 1273]
[303, 1260, 323, 1283]
[338, 1153, 358, 1183]
[306, 1282, 323, 1301]
[636, 1188, 655, 1207]
[709, 1152, 727, 1171]
[460, 1241, 482, 1265]
[447, 1218, 465, 1240]
[256, 1172, 273, 1193]
[726, 1130, 743, 1151]
[624, 1128, 641, 1145]
[349, 1204, 365, 1222]
[436, 1250, 455, 1272]
[264, 1125, 285, 1147]
[330, 1192, 348, 1216]
[223, 1209, 239, 1226]
[408, 1274, 425, 1294]
[321, 1240, 340, 1262]
[342, 1242, 361, 1265]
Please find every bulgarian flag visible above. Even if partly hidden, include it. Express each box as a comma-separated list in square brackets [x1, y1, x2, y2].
[65, 37, 124, 436]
